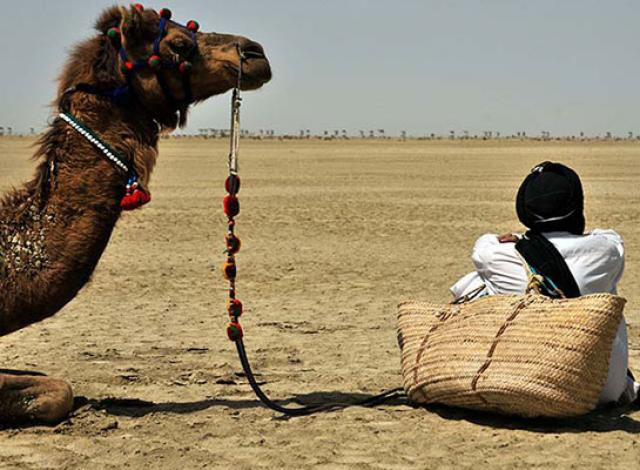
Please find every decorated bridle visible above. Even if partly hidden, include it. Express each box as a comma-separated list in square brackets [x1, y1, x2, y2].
[106, 4, 200, 108]
[58, 4, 200, 211]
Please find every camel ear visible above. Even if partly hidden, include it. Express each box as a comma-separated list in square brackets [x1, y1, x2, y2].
[95, 6, 122, 34]
[120, 5, 145, 41]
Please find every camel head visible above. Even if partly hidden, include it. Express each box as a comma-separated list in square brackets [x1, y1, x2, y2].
[68, 4, 272, 128]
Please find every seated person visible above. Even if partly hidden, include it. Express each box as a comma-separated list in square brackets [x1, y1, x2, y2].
[451, 162, 639, 405]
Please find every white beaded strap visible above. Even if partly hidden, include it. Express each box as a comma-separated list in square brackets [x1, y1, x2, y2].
[58, 112, 129, 173]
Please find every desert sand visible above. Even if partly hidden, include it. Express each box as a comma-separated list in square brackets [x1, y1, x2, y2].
[0, 137, 638, 469]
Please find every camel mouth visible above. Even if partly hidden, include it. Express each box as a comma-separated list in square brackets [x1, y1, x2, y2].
[235, 41, 271, 90]
[239, 56, 272, 90]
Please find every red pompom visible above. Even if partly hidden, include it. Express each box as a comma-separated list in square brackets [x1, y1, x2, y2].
[225, 175, 240, 194]
[148, 55, 162, 71]
[186, 20, 200, 32]
[225, 233, 241, 254]
[121, 61, 134, 74]
[120, 188, 151, 211]
[133, 3, 144, 11]
[107, 27, 121, 42]
[159, 8, 172, 19]
[223, 195, 240, 218]
[227, 298, 243, 318]
[227, 322, 243, 341]
[222, 259, 237, 280]
[178, 61, 192, 75]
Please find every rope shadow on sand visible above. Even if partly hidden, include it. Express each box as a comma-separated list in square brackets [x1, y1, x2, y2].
[421, 402, 640, 434]
[73, 390, 408, 419]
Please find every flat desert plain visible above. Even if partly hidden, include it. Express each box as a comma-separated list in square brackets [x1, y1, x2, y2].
[0, 137, 639, 469]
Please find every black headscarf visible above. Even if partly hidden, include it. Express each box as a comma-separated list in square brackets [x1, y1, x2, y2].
[516, 162, 585, 235]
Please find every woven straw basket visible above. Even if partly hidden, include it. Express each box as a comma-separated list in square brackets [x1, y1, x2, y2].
[397, 293, 625, 417]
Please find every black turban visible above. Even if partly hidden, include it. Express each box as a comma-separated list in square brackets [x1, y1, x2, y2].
[516, 162, 585, 235]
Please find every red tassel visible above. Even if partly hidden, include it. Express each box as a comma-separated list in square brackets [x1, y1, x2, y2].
[121, 188, 151, 211]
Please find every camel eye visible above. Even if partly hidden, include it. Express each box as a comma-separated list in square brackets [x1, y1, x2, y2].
[169, 40, 194, 57]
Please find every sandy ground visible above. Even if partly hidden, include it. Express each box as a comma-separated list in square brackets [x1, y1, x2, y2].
[0, 137, 639, 469]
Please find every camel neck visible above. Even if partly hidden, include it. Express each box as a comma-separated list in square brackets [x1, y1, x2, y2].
[0, 97, 159, 334]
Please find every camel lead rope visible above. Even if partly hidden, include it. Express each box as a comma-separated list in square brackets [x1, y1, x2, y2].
[220, 58, 404, 415]
[223, 85, 243, 341]
[223, 46, 244, 341]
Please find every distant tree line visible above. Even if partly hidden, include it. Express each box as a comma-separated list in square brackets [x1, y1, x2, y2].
[3, 125, 640, 141]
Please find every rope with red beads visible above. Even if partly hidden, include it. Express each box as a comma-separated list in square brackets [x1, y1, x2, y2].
[223, 87, 243, 341]
[223, 44, 244, 342]
[219, 64, 404, 416]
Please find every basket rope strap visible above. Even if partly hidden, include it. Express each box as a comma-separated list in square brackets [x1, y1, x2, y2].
[470, 297, 532, 403]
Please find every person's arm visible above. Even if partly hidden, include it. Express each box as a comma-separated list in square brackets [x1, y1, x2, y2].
[450, 271, 485, 299]
[590, 229, 625, 294]
[472, 234, 528, 295]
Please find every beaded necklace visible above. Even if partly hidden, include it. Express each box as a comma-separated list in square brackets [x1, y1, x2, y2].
[58, 111, 150, 210]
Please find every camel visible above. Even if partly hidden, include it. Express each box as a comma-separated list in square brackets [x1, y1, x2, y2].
[0, 4, 271, 424]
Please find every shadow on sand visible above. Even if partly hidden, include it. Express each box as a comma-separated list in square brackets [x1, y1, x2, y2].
[420, 401, 640, 434]
[3, 377, 637, 434]
[74, 390, 407, 419]
[74, 390, 640, 433]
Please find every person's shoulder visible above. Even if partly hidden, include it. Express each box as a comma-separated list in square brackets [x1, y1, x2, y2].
[588, 229, 623, 244]
[472, 233, 519, 266]
[586, 229, 624, 257]
[474, 233, 500, 247]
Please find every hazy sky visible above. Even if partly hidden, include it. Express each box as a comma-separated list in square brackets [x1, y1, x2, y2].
[1, 0, 639, 136]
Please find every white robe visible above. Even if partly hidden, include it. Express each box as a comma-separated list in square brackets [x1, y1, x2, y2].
[451, 229, 638, 405]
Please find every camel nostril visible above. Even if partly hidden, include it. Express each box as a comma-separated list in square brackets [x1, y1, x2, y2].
[240, 41, 265, 59]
